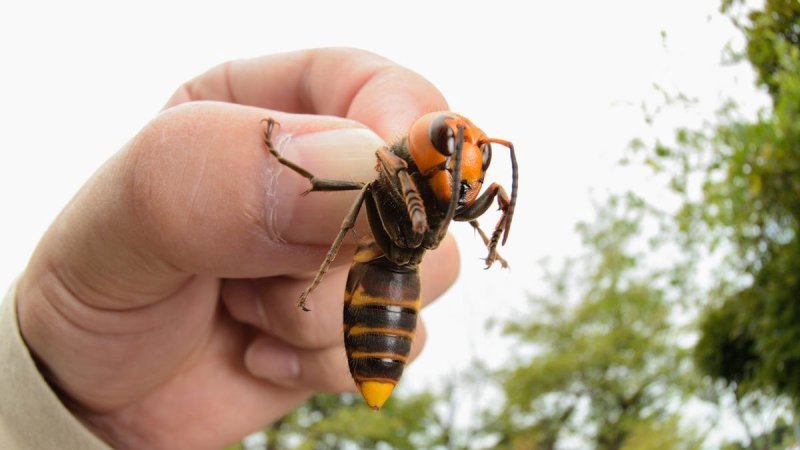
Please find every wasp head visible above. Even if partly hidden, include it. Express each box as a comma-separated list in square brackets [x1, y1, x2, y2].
[408, 112, 491, 212]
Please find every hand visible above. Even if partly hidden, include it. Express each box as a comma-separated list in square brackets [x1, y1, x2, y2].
[17, 48, 459, 450]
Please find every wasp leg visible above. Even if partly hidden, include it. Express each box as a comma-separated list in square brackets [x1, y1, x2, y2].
[478, 138, 518, 245]
[296, 184, 370, 311]
[454, 183, 510, 269]
[468, 220, 509, 269]
[376, 148, 427, 237]
[262, 118, 365, 194]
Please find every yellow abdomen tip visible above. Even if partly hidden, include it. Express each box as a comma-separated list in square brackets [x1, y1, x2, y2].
[359, 381, 395, 410]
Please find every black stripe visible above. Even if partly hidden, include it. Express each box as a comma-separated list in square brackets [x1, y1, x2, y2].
[345, 333, 413, 356]
[343, 304, 418, 332]
[349, 357, 406, 381]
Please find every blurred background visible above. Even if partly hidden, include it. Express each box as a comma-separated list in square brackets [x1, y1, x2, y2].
[2, 0, 797, 449]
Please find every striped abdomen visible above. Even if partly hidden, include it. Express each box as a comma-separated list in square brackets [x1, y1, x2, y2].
[343, 239, 421, 410]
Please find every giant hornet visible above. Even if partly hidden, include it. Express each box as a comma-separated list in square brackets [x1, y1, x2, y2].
[262, 112, 517, 410]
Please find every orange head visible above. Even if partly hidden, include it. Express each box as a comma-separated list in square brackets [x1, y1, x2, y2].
[408, 112, 491, 211]
[408, 111, 518, 243]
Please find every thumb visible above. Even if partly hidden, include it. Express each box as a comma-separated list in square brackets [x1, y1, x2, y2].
[21, 101, 385, 310]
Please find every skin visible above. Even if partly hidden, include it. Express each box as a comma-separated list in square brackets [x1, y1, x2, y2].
[16, 48, 460, 450]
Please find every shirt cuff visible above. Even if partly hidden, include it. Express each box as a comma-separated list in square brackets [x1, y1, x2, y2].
[0, 280, 113, 449]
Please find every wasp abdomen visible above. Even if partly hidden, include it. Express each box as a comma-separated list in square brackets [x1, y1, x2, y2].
[343, 240, 421, 410]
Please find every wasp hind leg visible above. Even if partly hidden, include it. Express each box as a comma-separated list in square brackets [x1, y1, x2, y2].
[296, 184, 370, 311]
[262, 118, 365, 194]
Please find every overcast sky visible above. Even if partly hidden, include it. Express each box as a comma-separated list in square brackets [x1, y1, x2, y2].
[0, 0, 768, 443]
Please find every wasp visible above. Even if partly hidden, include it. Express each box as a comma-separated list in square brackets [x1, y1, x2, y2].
[262, 112, 517, 410]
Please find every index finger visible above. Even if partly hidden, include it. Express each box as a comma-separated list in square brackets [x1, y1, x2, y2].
[165, 47, 449, 141]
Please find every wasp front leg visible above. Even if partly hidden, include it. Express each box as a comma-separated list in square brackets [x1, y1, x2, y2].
[467, 220, 509, 269]
[455, 183, 511, 269]
[262, 118, 365, 194]
[375, 148, 428, 237]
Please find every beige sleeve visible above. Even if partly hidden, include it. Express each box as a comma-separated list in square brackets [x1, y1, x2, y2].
[0, 281, 112, 449]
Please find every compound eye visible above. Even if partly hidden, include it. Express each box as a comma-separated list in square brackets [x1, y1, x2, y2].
[428, 115, 455, 156]
[481, 142, 493, 170]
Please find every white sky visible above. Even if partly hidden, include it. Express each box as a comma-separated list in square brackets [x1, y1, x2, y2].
[0, 0, 769, 445]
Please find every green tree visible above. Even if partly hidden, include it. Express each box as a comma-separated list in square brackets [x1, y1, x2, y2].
[255, 392, 445, 449]
[489, 196, 699, 450]
[641, 0, 800, 444]
[227, 374, 493, 450]
[720, 415, 796, 450]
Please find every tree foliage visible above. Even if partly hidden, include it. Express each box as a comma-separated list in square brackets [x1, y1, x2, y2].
[617, 3, 800, 448]
[735, 0, 800, 99]
[490, 196, 697, 450]
[645, 0, 800, 407]
[720, 415, 797, 450]
[255, 392, 447, 450]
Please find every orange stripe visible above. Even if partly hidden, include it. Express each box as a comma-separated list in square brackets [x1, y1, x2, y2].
[346, 326, 416, 339]
[349, 291, 421, 309]
[353, 245, 383, 263]
[354, 377, 398, 385]
[350, 352, 409, 363]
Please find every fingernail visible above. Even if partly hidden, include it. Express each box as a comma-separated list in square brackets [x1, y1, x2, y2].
[245, 339, 301, 381]
[269, 125, 385, 245]
[281, 127, 385, 182]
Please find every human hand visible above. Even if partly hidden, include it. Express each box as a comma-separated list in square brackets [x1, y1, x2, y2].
[16, 48, 459, 450]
